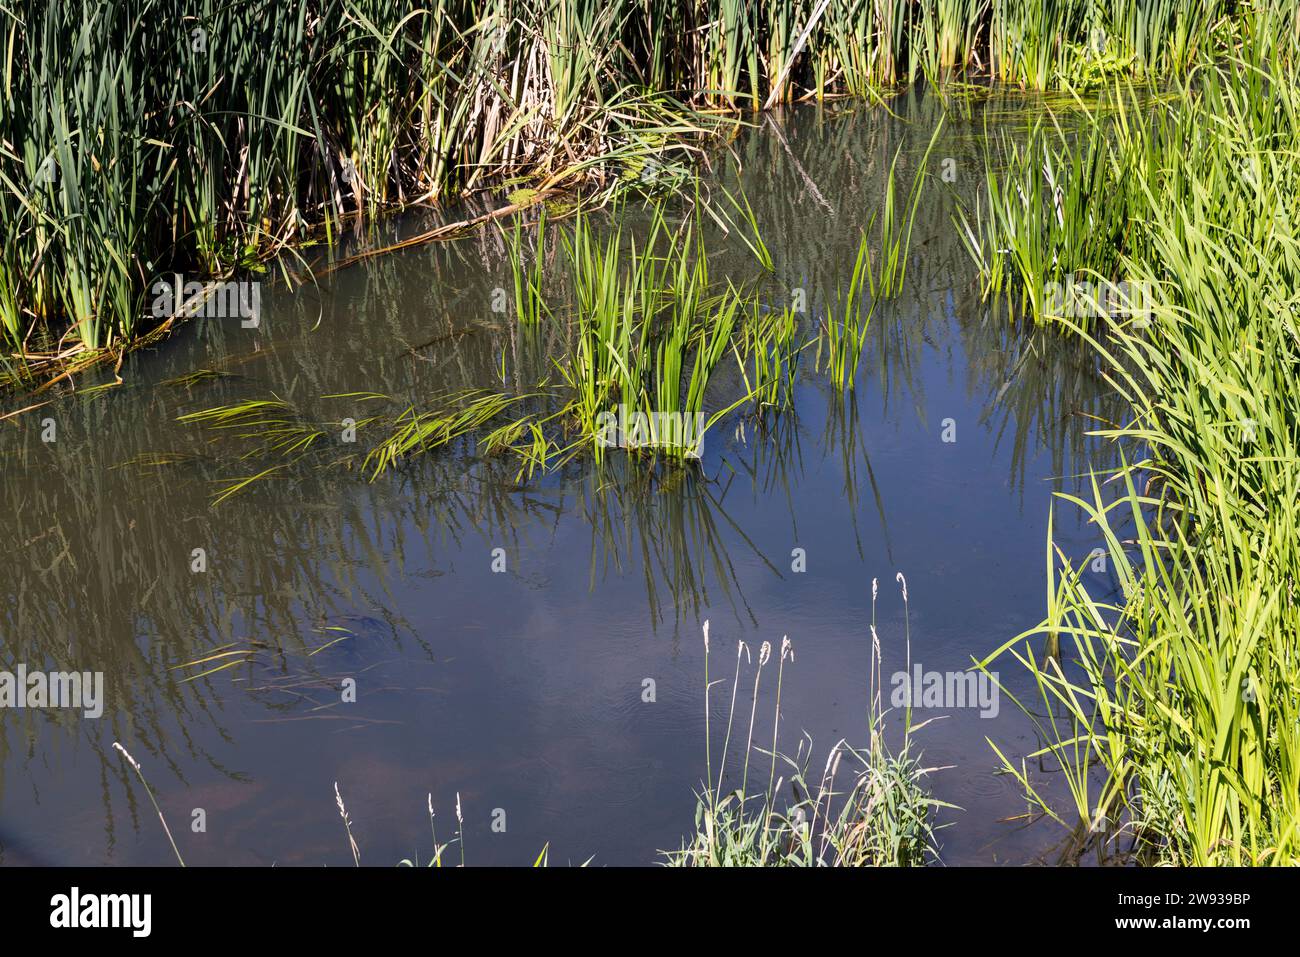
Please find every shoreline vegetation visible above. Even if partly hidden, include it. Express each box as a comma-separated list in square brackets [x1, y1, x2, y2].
[972, 20, 1300, 862]
[16, 1, 1300, 866]
[2, 0, 1241, 391]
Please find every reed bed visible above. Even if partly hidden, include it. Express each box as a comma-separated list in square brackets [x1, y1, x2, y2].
[1, 0, 1248, 386]
[974, 4, 1300, 865]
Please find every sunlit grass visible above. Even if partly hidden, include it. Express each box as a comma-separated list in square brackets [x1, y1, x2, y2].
[975, 6, 1300, 865]
[664, 580, 949, 867]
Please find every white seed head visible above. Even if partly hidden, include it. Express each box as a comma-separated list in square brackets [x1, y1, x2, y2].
[703, 619, 710, 652]
[112, 742, 141, 773]
[896, 571, 908, 602]
[759, 641, 772, 666]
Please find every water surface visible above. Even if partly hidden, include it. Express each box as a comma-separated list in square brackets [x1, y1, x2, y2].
[0, 89, 1124, 866]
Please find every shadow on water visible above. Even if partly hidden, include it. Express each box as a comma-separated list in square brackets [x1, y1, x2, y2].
[0, 86, 1126, 865]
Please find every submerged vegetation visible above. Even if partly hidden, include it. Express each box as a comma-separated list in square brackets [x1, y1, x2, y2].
[2, 0, 1249, 386]
[174, 163, 941, 492]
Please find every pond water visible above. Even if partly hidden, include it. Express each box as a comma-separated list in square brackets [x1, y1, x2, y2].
[0, 88, 1124, 866]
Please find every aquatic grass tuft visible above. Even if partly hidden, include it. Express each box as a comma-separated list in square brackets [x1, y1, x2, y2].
[664, 593, 948, 867]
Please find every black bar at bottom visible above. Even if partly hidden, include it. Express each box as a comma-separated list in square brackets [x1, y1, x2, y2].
[0, 865, 1280, 942]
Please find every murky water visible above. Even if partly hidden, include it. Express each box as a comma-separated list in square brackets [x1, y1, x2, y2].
[1, 88, 1124, 866]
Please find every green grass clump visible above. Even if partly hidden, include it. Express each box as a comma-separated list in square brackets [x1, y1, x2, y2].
[174, 189, 810, 491]
[977, 5, 1300, 866]
[959, 110, 1139, 324]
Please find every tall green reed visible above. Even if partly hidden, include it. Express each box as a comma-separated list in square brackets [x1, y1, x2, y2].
[978, 12, 1300, 865]
[3, 0, 1244, 385]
